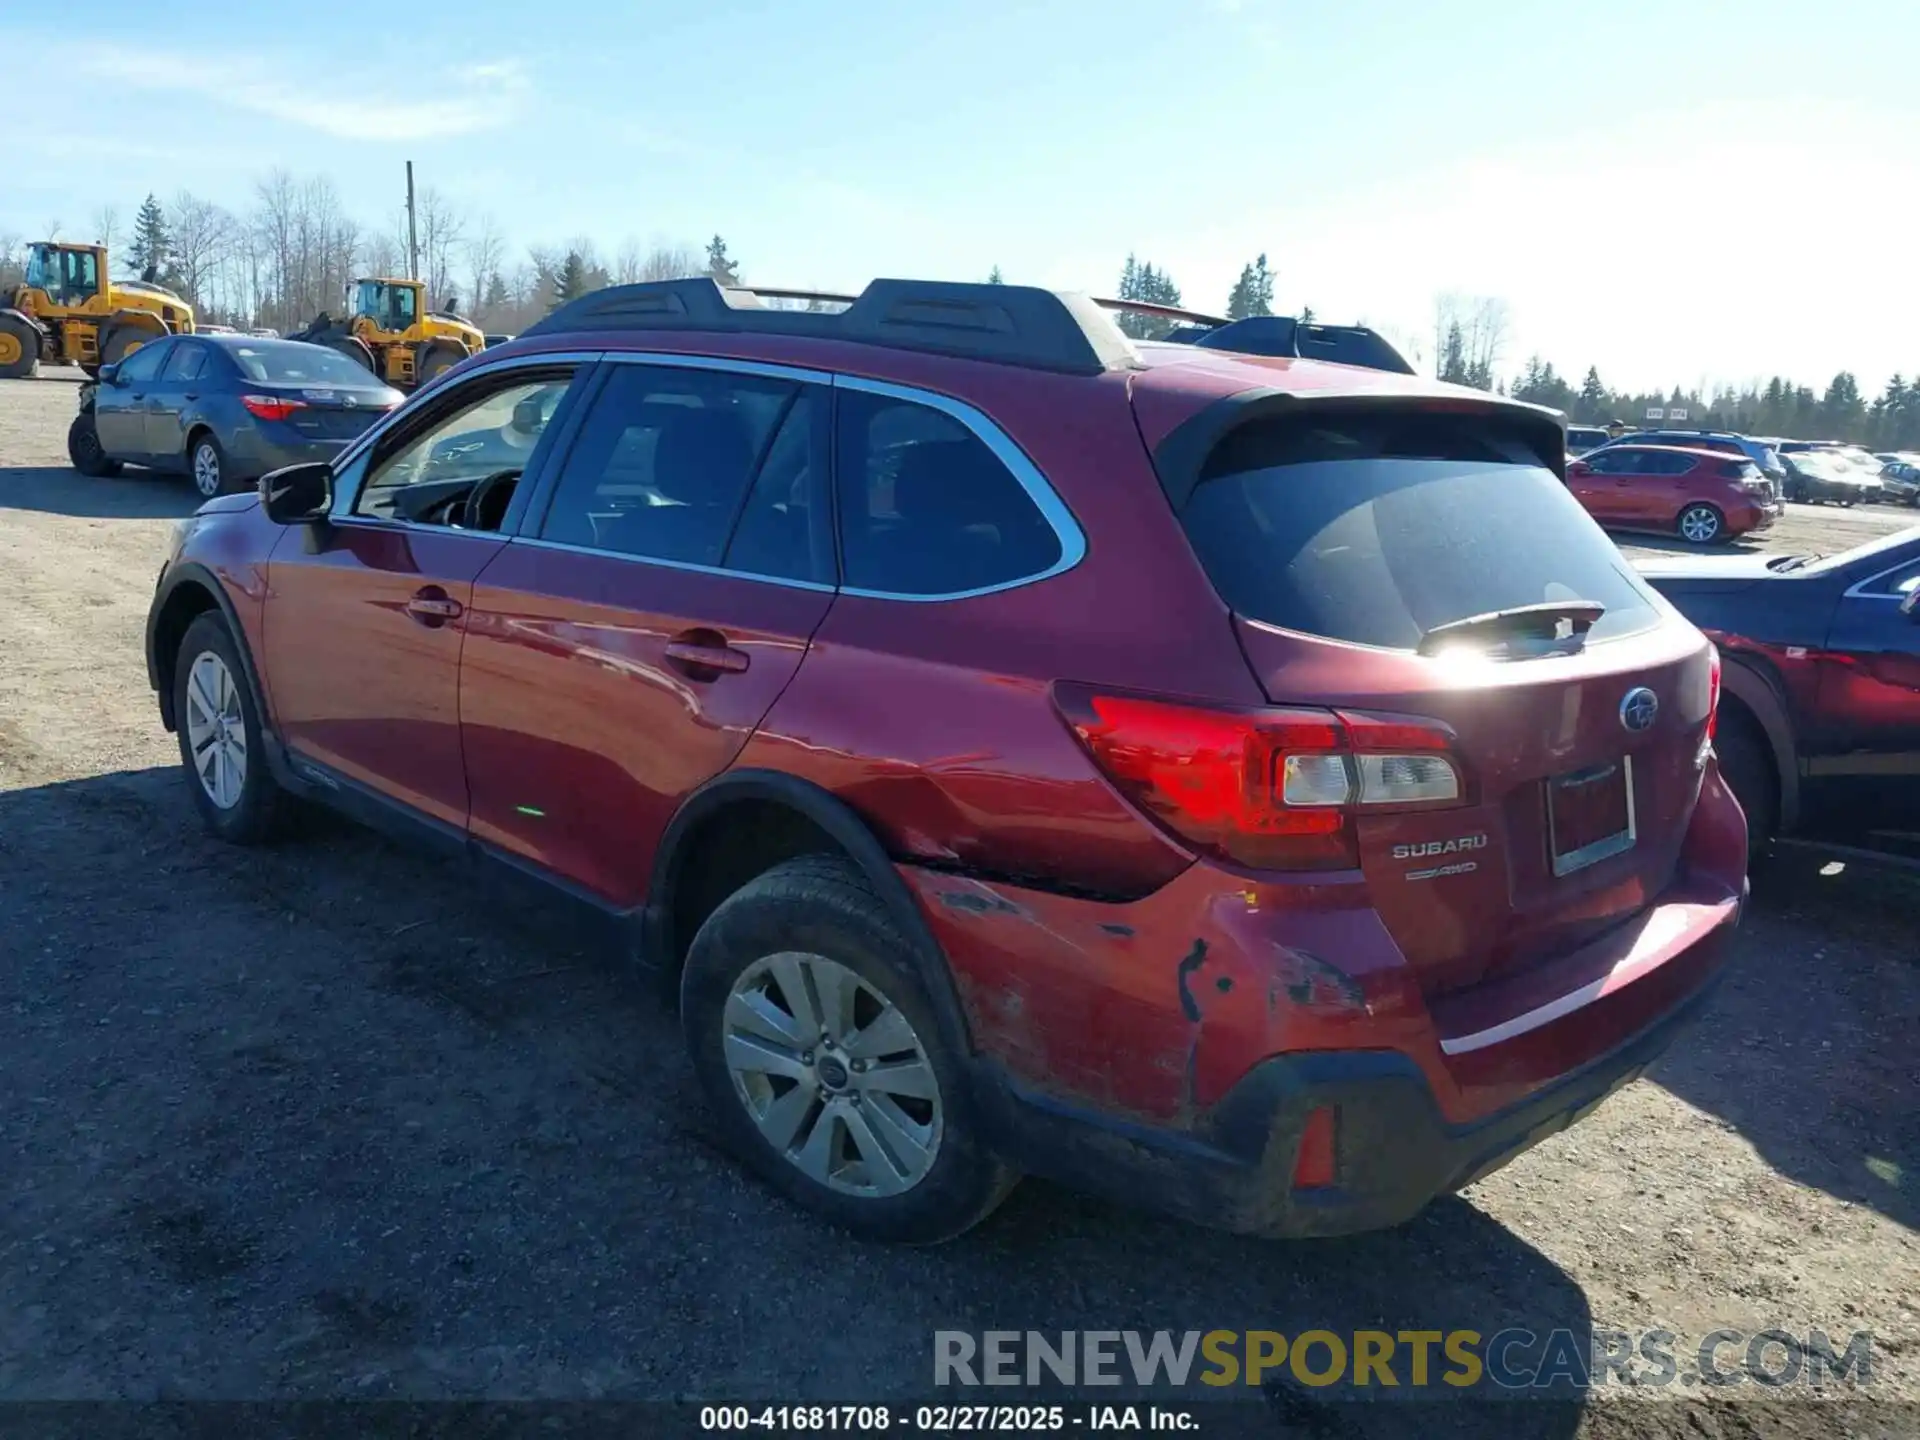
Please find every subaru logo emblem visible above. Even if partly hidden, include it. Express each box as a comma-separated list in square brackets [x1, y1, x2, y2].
[1620, 687, 1659, 732]
[342, 395, 357, 408]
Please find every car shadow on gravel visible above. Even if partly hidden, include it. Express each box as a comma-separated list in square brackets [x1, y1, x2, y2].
[1648, 852, 1918, 1233]
[0, 464, 202, 520]
[0, 767, 1594, 1431]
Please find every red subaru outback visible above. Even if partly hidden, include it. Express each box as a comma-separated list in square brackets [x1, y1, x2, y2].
[145, 279, 1746, 1242]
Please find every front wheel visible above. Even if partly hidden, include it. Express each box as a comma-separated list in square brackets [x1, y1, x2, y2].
[1715, 713, 1778, 861]
[681, 855, 1017, 1243]
[67, 412, 122, 476]
[173, 614, 286, 843]
[0, 313, 38, 379]
[99, 325, 155, 368]
[1677, 503, 1724, 545]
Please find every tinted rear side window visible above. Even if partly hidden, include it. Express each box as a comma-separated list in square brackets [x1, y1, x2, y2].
[1180, 412, 1660, 650]
[834, 389, 1063, 597]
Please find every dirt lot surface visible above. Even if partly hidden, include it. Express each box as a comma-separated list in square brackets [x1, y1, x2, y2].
[2, 371, 1916, 1438]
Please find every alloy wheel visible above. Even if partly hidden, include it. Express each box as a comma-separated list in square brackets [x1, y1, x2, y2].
[192, 442, 223, 498]
[1679, 505, 1721, 544]
[722, 951, 943, 1198]
[183, 651, 247, 809]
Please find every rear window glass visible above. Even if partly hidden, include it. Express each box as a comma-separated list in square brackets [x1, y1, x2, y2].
[228, 342, 380, 386]
[1181, 413, 1661, 650]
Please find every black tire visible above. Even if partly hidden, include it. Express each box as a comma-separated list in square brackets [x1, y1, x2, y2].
[325, 335, 378, 375]
[1677, 503, 1724, 545]
[99, 324, 157, 368]
[66, 412, 122, 476]
[172, 613, 286, 844]
[415, 341, 464, 386]
[1715, 710, 1778, 861]
[680, 854, 1017, 1243]
[186, 430, 234, 499]
[0, 313, 38, 379]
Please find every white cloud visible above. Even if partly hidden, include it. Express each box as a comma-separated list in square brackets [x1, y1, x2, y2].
[70, 46, 530, 141]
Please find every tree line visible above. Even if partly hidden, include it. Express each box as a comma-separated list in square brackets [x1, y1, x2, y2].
[6, 186, 1913, 450]
[0, 174, 740, 337]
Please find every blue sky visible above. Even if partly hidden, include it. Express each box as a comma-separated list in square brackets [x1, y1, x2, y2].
[5, 0, 1915, 392]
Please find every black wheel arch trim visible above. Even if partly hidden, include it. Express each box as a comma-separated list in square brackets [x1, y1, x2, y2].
[642, 768, 976, 1055]
[147, 562, 272, 738]
[1719, 653, 1799, 831]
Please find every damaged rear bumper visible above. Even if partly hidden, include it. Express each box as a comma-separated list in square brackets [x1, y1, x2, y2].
[967, 959, 1726, 1237]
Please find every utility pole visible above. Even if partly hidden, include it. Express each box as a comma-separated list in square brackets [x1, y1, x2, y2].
[405, 161, 420, 282]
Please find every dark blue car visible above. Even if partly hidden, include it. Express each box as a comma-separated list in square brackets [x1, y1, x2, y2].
[67, 334, 403, 498]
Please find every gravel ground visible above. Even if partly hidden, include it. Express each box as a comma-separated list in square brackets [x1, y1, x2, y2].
[2, 371, 1916, 1438]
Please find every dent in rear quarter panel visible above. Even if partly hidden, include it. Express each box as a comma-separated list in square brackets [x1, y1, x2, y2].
[734, 370, 1291, 1120]
[739, 368, 1265, 898]
[180, 498, 281, 715]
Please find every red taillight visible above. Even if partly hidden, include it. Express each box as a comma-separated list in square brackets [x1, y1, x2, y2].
[1706, 646, 1722, 741]
[241, 394, 306, 422]
[1292, 1106, 1338, 1189]
[1056, 687, 1463, 872]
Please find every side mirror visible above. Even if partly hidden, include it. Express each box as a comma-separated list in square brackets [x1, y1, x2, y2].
[97, 362, 120, 385]
[1567, 461, 1589, 476]
[260, 461, 333, 525]
[1900, 587, 1919, 619]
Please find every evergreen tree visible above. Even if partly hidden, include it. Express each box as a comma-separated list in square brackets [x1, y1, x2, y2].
[550, 251, 588, 311]
[483, 271, 509, 309]
[128, 193, 170, 280]
[1113, 254, 1183, 339]
[706, 235, 739, 286]
[986, 265, 1004, 284]
[1225, 253, 1275, 320]
[1576, 366, 1608, 423]
[1436, 321, 1469, 385]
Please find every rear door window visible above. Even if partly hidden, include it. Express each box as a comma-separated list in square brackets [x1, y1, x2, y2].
[833, 388, 1064, 597]
[537, 363, 797, 568]
[1178, 411, 1661, 651]
[160, 344, 207, 384]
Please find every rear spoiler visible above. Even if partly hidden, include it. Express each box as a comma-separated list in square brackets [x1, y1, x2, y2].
[1094, 299, 1416, 377]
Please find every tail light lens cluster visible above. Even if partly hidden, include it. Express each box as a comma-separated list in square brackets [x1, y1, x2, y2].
[1056, 687, 1464, 872]
[241, 394, 306, 422]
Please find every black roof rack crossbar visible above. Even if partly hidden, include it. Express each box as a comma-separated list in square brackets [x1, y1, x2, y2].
[520, 277, 1137, 376]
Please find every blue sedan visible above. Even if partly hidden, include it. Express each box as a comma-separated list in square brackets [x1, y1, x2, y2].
[67, 334, 403, 498]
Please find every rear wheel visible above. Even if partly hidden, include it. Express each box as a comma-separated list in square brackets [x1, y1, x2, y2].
[1677, 503, 1724, 545]
[0, 314, 38, 379]
[66, 412, 121, 476]
[324, 335, 379, 375]
[99, 324, 157, 368]
[681, 854, 1017, 1243]
[415, 341, 464, 385]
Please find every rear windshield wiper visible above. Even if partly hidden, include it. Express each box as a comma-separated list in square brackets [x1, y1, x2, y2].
[1417, 600, 1607, 656]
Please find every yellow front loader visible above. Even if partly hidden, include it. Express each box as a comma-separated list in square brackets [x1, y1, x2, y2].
[0, 241, 194, 379]
[287, 278, 484, 390]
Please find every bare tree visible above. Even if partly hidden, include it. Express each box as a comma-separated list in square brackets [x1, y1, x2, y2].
[91, 205, 122, 255]
[465, 213, 506, 322]
[618, 240, 702, 286]
[0, 232, 23, 288]
[167, 193, 234, 313]
[43, 219, 62, 242]
[415, 186, 467, 310]
[1433, 292, 1510, 390]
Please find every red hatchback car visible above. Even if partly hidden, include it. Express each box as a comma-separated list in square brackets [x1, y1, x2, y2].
[1567, 443, 1782, 545]
[145, 279, 1746, 1242]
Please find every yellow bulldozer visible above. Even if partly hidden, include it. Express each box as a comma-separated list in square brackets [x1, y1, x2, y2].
[288, 277, 485, 390]
[0, 240, 195, 379]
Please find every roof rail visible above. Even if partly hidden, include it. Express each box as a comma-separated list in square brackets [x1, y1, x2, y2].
[520, 278, 1138, 376]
